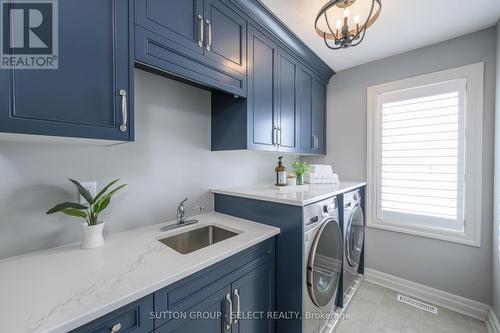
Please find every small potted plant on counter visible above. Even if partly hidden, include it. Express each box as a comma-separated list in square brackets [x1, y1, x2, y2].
[46, 179, 127, 249]
[292, 160, 310, 185]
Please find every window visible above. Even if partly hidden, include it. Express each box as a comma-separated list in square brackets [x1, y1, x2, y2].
[367, 63, 484, 246]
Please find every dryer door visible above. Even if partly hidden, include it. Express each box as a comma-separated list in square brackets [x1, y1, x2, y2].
[307, 218, 343, 307]
[346, 205, 365, 267]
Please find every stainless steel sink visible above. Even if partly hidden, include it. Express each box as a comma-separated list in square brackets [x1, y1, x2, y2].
[159, 225, 239, 254]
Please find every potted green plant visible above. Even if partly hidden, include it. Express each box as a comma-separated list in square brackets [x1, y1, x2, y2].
[292, 160, 310, 185]
[46, 179, 126, 249]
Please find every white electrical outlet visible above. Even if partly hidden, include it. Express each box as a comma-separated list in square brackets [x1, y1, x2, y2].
[79, 182, 97, 204]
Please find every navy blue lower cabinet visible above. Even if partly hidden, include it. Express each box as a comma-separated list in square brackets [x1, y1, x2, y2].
[70, 295, 154, 333]
[0, 0, 134, 141]
[156, 286, 232, 333]
[231, 261, 274, 333]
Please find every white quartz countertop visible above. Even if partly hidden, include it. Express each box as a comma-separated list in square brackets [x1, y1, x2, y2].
[211, 181, 366, 206]
[0, 212, 280, 333]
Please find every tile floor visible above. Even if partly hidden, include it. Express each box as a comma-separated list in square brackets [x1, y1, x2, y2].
[335, 282, 488, 333]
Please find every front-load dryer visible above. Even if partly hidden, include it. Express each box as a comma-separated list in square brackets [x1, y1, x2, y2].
[304, 197, 343, 333]
[342, 189, 365, 300]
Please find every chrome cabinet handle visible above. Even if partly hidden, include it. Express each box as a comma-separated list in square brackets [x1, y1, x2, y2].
[277, 127, 282, 146]
[206, 19, 212, 51]
[233, 289, 241, 325]
[119, 89, 127, 132]
[198, 15, 204, 48]
[110, 323, 122, 333]
[312, 135, 316, 150]
[225, 293, 233, 330]
[272, 127, 278, 146]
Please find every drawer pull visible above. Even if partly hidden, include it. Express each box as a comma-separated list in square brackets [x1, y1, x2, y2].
[233, 289, 241, 325]
[225, 293, 233, 330]
[119, 89, 127, 132]
[110, 323, 122, 332]
[206, 19, 212, 51]
[198, 15, 204, 47]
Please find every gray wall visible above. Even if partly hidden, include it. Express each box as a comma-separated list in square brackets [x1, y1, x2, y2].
[493, 21, 500, 319]
[0, 69, 292, 260]
[305, 28, 496, 304]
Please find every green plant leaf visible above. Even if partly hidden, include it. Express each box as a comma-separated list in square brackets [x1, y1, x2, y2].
[93, 179, 120, 202]
[46, 202, 88, 214]
[99, 184, 127, 202]
[62, 208, 88, 218]
[96, 197, 111, 214]
[68, 178, 94, 204]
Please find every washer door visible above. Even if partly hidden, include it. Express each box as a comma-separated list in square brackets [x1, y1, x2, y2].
[307, 218, 343, 307]
[346, 205, 365, 267]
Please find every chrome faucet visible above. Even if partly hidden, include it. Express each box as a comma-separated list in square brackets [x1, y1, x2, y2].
[177, 198, 188, 224]
[161, 198, 203, 232]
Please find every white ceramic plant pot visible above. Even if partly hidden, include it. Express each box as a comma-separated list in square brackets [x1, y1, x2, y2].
[80, 222, 105, 249]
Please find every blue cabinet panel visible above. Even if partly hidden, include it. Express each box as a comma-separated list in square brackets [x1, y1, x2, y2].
[247, 25, 277, 150]
[204, 0, 247, 75]
[312, 78, 326, 154]
[277, 50, 299, 151]
[156, 286, 231, 333]
[0, 0, 133, 141]
[135, 0, 247, 97]
[231, 261, 274, 333]
[70, 295, 153, 333]
[135, 0, 204, 60]
[298, 67, 313, 152]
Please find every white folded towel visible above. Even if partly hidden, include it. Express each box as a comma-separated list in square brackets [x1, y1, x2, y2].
[305, 173, 339, 184]
[309, 164, 334, 176]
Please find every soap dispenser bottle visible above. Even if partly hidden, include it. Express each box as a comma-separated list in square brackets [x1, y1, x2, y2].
[275, 156, 287, 186]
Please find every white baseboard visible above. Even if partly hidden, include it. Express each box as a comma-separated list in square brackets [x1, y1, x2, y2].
[364, 268, 490, 321]
[486, 307, 500, 333]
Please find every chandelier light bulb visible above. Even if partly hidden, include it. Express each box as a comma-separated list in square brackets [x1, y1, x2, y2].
[354, 14, 360, 24]
[335, 20, 342, 29]
[343, 9, 350, 18]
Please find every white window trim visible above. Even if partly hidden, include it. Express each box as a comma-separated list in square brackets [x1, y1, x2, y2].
[366, 62, 484, 247]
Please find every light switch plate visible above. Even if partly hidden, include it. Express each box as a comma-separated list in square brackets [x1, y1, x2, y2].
[79, 182, 97, 204]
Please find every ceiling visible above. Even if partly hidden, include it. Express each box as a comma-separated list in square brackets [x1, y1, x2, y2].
[259, 0, 500, 71]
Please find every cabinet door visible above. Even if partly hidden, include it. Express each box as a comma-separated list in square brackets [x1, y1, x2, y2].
[277, 49, 298, 152]
[135, 0, 204, 58]
[298, 67, 313, 152]
[0, 0, 132, 141]
[247, 25, 278, 151]
[204, 0, 246, 75]
[231, 262, 274, 333]
[70, 295, 153, 333]
[312, 78, 326, 154]
[157, 286, 232, 333]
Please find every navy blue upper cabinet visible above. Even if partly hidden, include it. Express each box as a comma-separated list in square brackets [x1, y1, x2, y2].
[135, 0, 247, 97]
[298, 67, 313, 153]
[312, 77, 327, 154]
[277, 50, 299, 152]
[0, 0, 133, 141]
[247, 25, 278, 151]
[134, 0, 204, 59]
[204, 0, 247, 75]
[298, 66, 327, 154]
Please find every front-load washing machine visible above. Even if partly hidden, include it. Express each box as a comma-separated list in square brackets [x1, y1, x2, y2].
[304, 196, 343, 333]
[342, 188, 365, 300]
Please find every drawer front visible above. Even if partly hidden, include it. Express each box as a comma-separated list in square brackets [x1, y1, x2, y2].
[135, 26, 246, 97]
[71, 295, 154, 333]
[154, 238, 274, 328]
